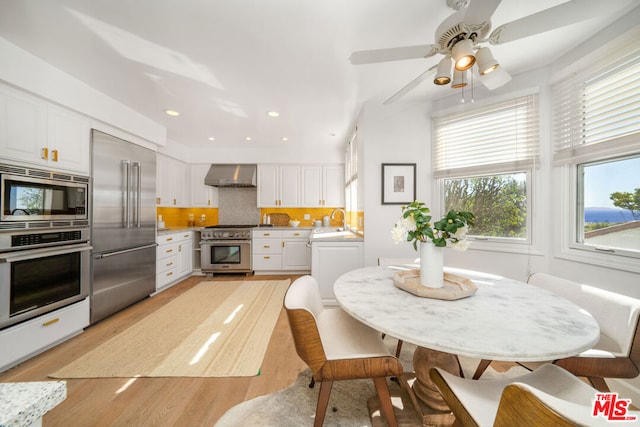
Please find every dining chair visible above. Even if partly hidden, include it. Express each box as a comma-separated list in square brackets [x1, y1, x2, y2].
[377, 257, 419, 358]
[284, 275, 403, 427]
[430, 363, 640, 427]
[527, 273, 640, 392]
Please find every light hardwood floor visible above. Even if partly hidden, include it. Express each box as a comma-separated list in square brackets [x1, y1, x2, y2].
[0, 275, 308, 427]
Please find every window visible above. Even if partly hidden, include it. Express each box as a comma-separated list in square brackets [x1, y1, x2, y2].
[433, 94, 539, 244]
[553, 36, 640, 264]
[578, 155, 640, 254]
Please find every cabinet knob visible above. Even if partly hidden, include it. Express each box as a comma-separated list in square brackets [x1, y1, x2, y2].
[264, 256, 270, 259]
[264, 245, 270, 248]
[52, 149, 59, 162]
[156, 197, 161, 204]
[167, 271, 173, 276]
[167, 237, 173, 241]
[41, 147, 49, 160]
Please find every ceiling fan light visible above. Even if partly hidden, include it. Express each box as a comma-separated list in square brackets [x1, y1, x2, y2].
[451, 70, 468, 89]
[476, 47, 499, 75]
[434, 57, 452, 85]
[452, 39, 475, 71]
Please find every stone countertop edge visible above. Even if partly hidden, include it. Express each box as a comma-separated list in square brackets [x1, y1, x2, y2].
[309, 232, 364, 242]
[0, 381, 66, 427]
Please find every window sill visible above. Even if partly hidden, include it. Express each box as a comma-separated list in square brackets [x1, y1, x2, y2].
[557, 245, 640, 274]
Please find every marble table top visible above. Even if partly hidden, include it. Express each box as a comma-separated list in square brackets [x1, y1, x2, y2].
[334, 266, 601, 362]
[0, 381, 66, 426]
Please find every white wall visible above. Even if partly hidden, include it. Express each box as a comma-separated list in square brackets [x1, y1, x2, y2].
[359, 101, 432, 266]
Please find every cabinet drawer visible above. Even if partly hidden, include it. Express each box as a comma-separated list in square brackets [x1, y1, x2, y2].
[252, 238, 282, 254]
[157, 254, 178, 274]
[174, 232, 192, 242]
[157, 267, 178, 288]
[158, 234, 180, 245]
[252, 229, 283, 239]
[252, 254, 282, 270]
[282, 229, 311, 239]
[157, 242, 178, 259]
[0, 299, 89, 371]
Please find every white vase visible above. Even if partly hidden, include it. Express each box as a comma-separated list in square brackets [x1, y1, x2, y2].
[419, 241, 444, 288]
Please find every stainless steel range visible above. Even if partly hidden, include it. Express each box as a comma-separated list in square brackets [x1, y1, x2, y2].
[200, 225, 255, 275]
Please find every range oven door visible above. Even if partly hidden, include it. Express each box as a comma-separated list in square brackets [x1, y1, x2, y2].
[0, 243, 91, 330]
[201, 240, 251, 272]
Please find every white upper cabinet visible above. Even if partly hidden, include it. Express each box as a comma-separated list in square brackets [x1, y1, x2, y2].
[257, 164, 300, 207]
[300, 164, 344, 207]
[47, 105, 90, 174]
[0, 84, 90, 175]
[190, 164, 218, 207]
[156, 154, 188, 207]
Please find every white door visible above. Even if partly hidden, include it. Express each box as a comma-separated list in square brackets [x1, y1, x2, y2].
[301, 165, 322, 207]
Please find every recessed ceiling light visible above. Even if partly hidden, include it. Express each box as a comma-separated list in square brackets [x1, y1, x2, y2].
[245, 137, 252, 141]
[208, 137, 215, 141]
[164, 109, 180, 116]
[267, 111, 280, 117]
[281, 137, 288, 141]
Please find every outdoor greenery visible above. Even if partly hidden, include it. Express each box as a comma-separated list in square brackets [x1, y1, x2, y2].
[444, 174, 527, 238]
[610, 188, 640, 220]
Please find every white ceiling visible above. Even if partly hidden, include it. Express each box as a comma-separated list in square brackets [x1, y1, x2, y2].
[0, 0, 636, 154]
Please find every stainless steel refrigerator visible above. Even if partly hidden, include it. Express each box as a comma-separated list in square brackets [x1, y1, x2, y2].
[90, 130, 157, 324]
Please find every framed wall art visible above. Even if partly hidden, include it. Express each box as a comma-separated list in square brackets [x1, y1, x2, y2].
[381, 163, 416, 205]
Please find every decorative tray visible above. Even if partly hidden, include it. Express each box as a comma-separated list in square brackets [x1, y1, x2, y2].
[393, 269, 477, 300]
[268, 213, 290, 226]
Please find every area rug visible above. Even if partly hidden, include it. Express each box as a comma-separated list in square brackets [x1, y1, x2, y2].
[215, 339, 529, 427]
[50, 279, 290, 378]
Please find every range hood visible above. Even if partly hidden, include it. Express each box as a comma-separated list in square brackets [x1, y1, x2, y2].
[204, 164, 257, 187]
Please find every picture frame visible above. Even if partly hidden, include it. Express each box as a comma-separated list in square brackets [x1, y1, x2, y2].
[381, 163, 416, 205]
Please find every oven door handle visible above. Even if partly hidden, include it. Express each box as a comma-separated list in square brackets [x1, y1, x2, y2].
[0, 243, 92, 263]
[94, 243, 158, 259]
[200, 240, 250, 245]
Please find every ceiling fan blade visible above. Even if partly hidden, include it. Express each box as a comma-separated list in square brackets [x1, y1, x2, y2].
[479, 66, 511, 90]
[488, 0, 614, 45]
[463, 0, 502, 28]
[349, 44, 439, 65]
[383, 66, 436, 105]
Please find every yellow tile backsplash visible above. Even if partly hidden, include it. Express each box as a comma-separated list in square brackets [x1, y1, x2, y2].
[156, 206, 364, 234]
[156, 207, 218, 228]
[260, 208, 345, 228]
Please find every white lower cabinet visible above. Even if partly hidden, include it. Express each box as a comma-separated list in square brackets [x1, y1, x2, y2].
[156, 231, 193, 291]
[252, 228, 311, 273]
[311, 241, 364, 306]
[0, 298, 89, 372]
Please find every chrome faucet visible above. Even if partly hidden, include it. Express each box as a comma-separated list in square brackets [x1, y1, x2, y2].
[330, 208, 347, 231]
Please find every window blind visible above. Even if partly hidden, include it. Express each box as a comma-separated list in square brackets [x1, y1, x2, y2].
[432, 95, 539, 178]
[552, 48, 640, 164]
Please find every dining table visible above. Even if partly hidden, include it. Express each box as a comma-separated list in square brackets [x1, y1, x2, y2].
[333, 265, 601, 426]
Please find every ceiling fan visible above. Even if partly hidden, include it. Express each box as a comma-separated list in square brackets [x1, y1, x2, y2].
[350, 0, 615, 104]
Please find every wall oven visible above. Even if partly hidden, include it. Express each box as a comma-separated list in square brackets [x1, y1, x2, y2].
[1, 163, 88, 228]
[0, 228, 91, 330]
[200, 225, 253, 274]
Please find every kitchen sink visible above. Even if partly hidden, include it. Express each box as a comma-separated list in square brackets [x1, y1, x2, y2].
[312, 227, 346, 234]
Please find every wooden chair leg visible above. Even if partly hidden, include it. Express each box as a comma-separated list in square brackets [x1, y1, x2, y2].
[373, 377, 398, 427]
[395, 340, 403, 358]
[589, 376, 610, 392]
[472, 359, 493, 380]
[314, 380, 333, 427]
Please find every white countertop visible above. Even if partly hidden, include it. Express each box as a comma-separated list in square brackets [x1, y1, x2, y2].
[0, 381, 66, 427]
[334, 266, 600, 362]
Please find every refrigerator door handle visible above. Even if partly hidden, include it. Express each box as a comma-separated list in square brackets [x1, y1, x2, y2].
[133, 161, 141, 227]
[94, 243, 158, 259]
[122, 160, 131, 228]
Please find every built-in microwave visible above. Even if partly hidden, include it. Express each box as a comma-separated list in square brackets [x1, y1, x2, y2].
[0, 163, 89, 227]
